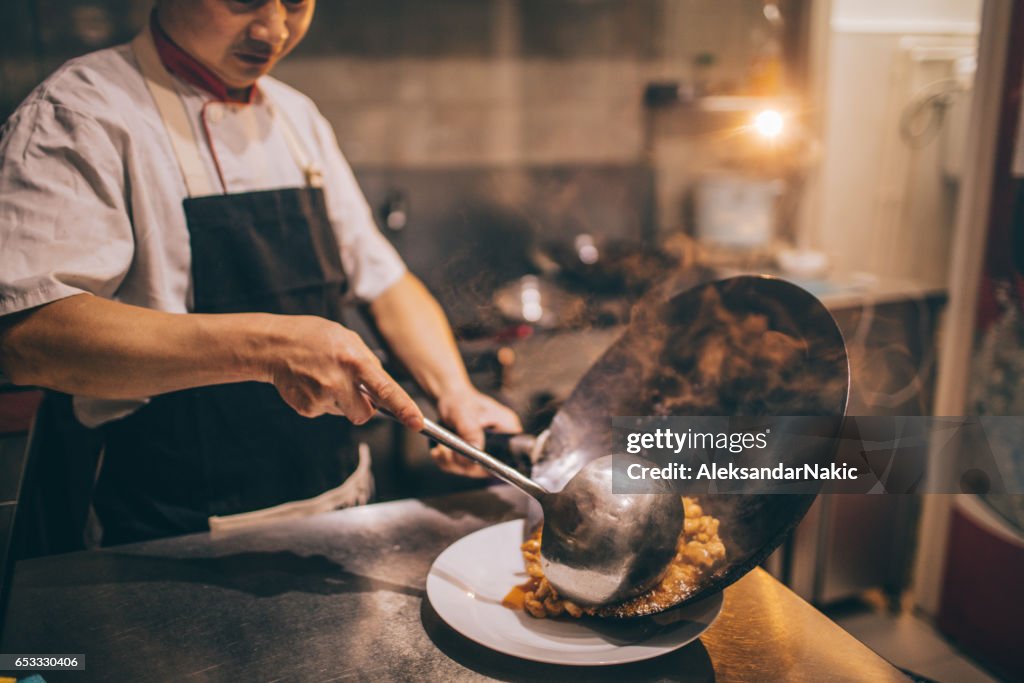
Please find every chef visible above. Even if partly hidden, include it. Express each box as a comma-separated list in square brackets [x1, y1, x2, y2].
[0, 0, 520, 544]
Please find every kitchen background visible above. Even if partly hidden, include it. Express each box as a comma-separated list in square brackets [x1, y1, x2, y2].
[1, 1, 1021, 681]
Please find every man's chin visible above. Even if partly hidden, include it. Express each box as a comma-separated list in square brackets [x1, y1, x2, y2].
[221, 69, 266, 91]
[226, 59, 275, 85]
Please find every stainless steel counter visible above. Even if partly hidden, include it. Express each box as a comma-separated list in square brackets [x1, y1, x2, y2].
[1, 486, 908, 682]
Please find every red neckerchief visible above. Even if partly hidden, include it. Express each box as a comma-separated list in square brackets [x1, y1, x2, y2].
[150, 12, 255, 105]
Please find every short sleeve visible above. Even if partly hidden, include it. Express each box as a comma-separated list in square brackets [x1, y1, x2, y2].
[0, 100, 134, 315]
[310, 113, 406, 303]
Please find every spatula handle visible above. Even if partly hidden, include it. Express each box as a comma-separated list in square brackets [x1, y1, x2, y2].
[359, 386, 548, 500]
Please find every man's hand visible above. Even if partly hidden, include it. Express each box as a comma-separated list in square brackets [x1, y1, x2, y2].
[432, 388, 523, 478]
[263, 315, 423, 430]
[367, 273, 522, 477]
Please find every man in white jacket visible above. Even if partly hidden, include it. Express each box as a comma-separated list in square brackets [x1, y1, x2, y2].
[0, 0, 519, 544]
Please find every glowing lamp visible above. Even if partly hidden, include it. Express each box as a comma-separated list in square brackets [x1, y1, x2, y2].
[753, 109, 784, 139]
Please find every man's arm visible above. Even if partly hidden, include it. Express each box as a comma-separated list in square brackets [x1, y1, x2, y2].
[369, 273, 522, 476]
[0, 293, 423, 428]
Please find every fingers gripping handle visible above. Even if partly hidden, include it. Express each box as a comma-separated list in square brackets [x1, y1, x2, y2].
[483, 430, 536, 476]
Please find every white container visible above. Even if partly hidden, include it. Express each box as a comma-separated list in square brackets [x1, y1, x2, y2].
[695, 174, 783, 248]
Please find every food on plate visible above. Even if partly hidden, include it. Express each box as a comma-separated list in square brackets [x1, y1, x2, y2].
[505, 496, 725, 618]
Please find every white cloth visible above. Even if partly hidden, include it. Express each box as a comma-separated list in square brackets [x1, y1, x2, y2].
[0, 41, 406, 426]
[207, 443, 374, 533]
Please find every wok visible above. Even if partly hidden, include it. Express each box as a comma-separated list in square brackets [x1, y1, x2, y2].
[489, 275, 850, 618]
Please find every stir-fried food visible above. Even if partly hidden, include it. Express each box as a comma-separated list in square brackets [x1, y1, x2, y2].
[647, 284, 846, 417]
[506, 496, 726, 618]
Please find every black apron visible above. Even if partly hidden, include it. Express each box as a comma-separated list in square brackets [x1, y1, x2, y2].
[92, 29, 361, 545]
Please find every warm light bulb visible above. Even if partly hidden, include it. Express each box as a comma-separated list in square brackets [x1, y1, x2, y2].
[753, 109, 784, 138]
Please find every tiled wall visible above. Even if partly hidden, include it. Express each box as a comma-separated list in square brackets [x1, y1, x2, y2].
[277, 0, 769, 169]
[1, 0, 783, 237]
[275, 0, 780, 239]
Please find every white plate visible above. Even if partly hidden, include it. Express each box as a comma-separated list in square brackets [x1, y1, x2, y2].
[426, 519, 723, 666]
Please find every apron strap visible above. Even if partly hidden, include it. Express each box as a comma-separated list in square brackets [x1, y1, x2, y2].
[131, 27, 323, 196]
[270, 103, 324, 189]
[131, 29, 216, 198]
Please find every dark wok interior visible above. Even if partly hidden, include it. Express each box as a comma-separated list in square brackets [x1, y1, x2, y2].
[530, 276, 851, 617]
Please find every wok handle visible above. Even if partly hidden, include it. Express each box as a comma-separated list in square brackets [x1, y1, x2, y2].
[484, 430, 537, 476]
[359, 386, 549, 501]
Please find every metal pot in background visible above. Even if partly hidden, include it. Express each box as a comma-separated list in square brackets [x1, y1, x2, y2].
[493, 275, 586, 329]
[695, 174, 784, 249]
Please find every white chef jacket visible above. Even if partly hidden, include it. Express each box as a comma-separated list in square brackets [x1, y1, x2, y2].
[0, 41, 406, 427]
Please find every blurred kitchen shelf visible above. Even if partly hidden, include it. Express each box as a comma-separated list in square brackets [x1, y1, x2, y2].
[696, 95, 799, 112]
[643, 83, 799, 112]
[713, 268, 948, 310]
